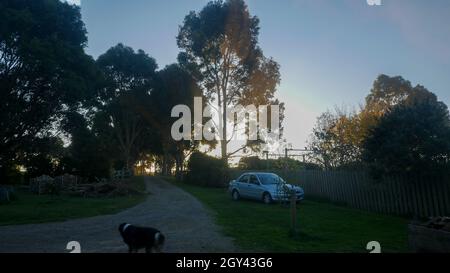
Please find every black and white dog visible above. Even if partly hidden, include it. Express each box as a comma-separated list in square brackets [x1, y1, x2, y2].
[118, 223, 165, 253]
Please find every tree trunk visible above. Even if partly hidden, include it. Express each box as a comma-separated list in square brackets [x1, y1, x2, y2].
[221, 139, 227, 164]
[221, 88, 228, 165]
[162, 153, 168, 176]
[175, 153, 183, 182]
[124, 149, 131, 173]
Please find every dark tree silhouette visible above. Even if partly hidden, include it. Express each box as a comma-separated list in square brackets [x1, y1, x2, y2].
[151, 64, 207, 177]
[363, 88, 450, 178]
[95, 44, 158, 171]
[0, 0, 97, 182]
[62, 112, 112, 180]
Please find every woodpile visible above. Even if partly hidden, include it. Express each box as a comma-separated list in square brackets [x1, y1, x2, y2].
[63, 180, 143, 198]
[29, 175, 143, 198]
[409, 217, 450, 252]
[424, 217, 450, 232]
[30, 174, 81, 195]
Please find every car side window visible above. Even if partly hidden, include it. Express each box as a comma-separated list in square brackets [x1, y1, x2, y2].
[238, 175, 249, 183]
[249, 175, 259, 185]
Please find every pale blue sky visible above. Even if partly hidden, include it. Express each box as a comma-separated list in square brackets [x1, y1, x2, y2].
[74, 0, 450, 150]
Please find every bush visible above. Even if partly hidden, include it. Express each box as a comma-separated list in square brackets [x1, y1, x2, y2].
[363, 97, 450, 178]
[185, 152, 229, 187]
[238, 156, 322, 171]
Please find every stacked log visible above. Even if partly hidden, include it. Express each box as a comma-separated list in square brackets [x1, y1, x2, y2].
[423, 217, 450, 232]
[63, 180, 143, 198]
[29, 175, 143, 198]
[409, 217, 450, 252]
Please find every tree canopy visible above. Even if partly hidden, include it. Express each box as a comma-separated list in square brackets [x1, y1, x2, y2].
[363, 90, 450, 178]
[94, 44, 159, 171]
[0, 0, 97, 181]
[177, 0, 284, 163]
[309, 74, 450, 178]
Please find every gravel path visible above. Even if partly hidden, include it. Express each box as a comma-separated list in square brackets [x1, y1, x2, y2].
[0, 177, 239, 253]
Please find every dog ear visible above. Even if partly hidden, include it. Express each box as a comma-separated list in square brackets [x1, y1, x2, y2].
[158, 233, 165, 245]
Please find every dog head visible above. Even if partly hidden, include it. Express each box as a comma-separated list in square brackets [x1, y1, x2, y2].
[118, 223, 130, 234]
[153, 232, 165, 252]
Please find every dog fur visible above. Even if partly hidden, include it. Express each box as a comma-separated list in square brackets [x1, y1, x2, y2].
[118, 223, 165, 253]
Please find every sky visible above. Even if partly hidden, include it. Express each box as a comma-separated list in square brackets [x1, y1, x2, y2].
[68, 0, 450, 154]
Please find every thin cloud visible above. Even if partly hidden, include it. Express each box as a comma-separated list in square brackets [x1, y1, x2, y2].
[385, 0, 450, 63]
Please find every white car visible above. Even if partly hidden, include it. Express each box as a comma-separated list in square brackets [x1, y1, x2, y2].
[228, 172, 305, 204]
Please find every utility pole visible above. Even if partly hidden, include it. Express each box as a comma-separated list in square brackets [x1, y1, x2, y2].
[284, 147, 297, 236]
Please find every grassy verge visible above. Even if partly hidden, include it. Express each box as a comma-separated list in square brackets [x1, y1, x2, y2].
[165, 177, 409, 253]
[0, 176, 147, 226]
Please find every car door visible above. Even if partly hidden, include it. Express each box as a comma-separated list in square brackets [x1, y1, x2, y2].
[236, 174, 250, 197]
[248, 175, 264, 200]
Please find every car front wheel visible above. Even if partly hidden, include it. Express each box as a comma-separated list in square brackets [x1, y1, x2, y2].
[232, 190, 240, 201]
[263, 193, 273, 204]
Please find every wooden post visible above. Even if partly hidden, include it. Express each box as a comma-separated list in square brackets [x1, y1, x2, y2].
[290, 190, 297, 236]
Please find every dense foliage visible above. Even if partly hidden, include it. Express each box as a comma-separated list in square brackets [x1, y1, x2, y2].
[309, 74, 450, 178]
[238, 156, 320, 171]
[363, 92, 450, 178]
[185, 152, 228, 187]
[0, 0, 98, 182]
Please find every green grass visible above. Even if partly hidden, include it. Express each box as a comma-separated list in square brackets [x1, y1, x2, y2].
[0, 176, 147, 226]
[166, 178, 409, 253]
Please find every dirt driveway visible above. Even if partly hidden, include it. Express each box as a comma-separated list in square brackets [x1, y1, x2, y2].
[0, 177, 239, 253]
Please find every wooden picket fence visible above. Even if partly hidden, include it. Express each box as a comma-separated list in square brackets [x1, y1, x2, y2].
[230, 169, 450, 218]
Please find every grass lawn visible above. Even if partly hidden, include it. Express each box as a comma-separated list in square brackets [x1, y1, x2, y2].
[166, 177, 409, 253]
[0, 176, 147, 226]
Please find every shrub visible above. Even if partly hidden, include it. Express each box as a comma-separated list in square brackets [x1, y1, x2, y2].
[238, 156, 322, 171]
[185, 152, 229, 187]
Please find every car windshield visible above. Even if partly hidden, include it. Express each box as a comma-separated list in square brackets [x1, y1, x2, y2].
[257, 174, 284, 185]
